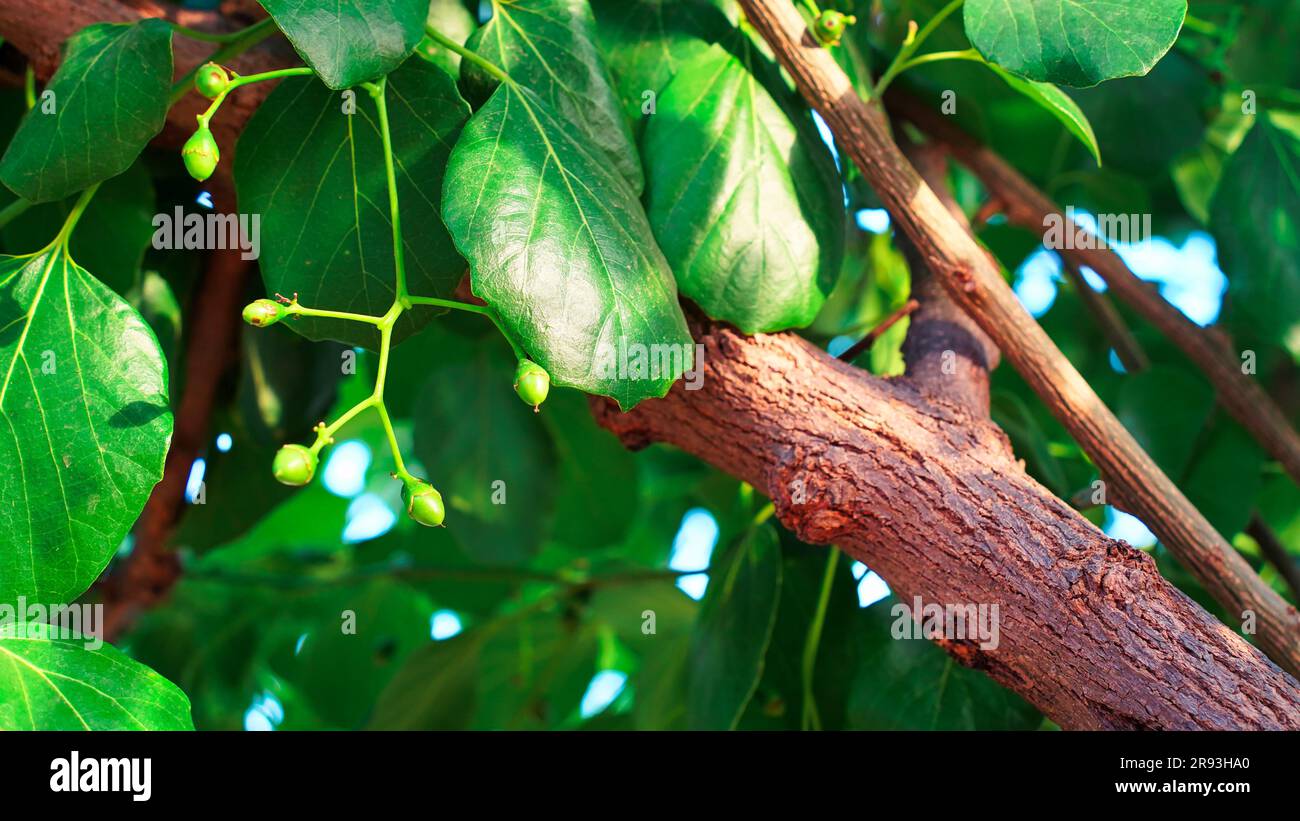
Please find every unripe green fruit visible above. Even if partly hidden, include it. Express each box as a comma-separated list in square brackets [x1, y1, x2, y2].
[182, 127, 220, 182]
[243, 298, 287, 327]
[514, 359, 550, 411]
[194, 63, 230, 99]
[403, 481, 445, 527]
[813, 10, 856, 45]
[273, 444, 317, 486]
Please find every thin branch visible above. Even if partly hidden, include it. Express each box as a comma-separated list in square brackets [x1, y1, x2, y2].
[1247, 514, 1300, 604]
[888, 88, 1300, 493]
[1058, 254, 1150, 373]
[836, 298, 919, 362]
[738, 0, 1300, 678]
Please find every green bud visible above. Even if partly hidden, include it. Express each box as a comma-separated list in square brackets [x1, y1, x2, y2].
[194, 63, 230, 99]
[513, 359, 550, 411]
[273, 444, 317, 487]
[402, 480, 445, 527]
[813, 10, 856, 46]
[182, 127, 220, 182]
[242, 298, 287, 327]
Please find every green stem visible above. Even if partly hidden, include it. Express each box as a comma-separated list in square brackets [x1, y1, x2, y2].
[0, 197, 33, 230]
[892, 48, 983, 74]
[167, 21, 266, 43]
[369, 78, 408, 300]
[196, 67, 315, 128]
[799, 0, 823, 19]
[800, 548, 839, 731]
[310, 396, 376, 453]
[170, 16, 279, 104]
[870, 0, 966, 100]
[55, 184, 100, 249]
[424, 23, 512, 85]
[1181, 14, 1222, 37]
[286, 303, 384, 326]
[405, 295, 529, 360]
[751, 501, 776, 528]
[23, 64, 34, 110]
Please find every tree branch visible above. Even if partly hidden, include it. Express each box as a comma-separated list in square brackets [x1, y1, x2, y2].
[736, 0, 1300, 679]
[888, 89, 1300, 492]
[592, 313, 1300, 728]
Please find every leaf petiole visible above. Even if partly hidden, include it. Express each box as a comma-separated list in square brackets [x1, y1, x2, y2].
[169, 17, 279, 104]
[423, 24, 512, 86]
[870, 0, 966, 100]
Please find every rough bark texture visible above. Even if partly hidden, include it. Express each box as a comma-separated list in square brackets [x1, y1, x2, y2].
[594, 314, 1300, 729]
[737, 0, 1300, 679]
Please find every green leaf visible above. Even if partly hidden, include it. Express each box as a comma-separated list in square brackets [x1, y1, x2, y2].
[0, 623, 193, 730]
[2, 160, 156, 296]
[411, 345, 556, 565]
[590, 0, 735, 138]
[369, 630, 484, 729]
[985, 64, 1101, 166]
[259, 0, 429, 89]
[1115, 365, 1215, 481]
[442, 83, 693, 409]
[540, 387, 639, 550]
[686, 522, 782, 729]
[963, 0, 1186, 88]
[847, 599, 1041, 730]
[235, 59, 470, 348]
[0, 247, 172, 604]
[643, 42, 844, 332]
[463, 0, 643, 192]
[1066, 52, 1208, 174]
[0, 21, 173, 202]
[1211, 112, 1300, 352]
[1182, 421, 1264, 540]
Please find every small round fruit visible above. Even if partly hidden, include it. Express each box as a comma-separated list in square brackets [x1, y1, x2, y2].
[194, 63, 230, 99]
[243, 298, 287, 327]
[513, 359, 550, 411]
[182, 127, 220, 182]
[273, 444, 317, 486]
[403, 481, 445, 527]
[813, 10, 855, 45]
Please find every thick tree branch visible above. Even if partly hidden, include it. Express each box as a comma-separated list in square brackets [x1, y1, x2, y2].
[592, 315, 1300, 728]
[737, 0, 1300, 679]
[888, 90, 1300, 492]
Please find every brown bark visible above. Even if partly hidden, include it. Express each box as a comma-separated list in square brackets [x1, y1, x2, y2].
[593, 313, 1300, 729]
[101, 185, 250, 640]
[737, 0, 1300, 679]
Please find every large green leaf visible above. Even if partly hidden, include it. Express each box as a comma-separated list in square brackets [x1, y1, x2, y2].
[540, 387, 639, 550]
[0, 623, 192, 730]
[686, 522, 782, 729]
[368, 630, 485, 729]
[0, 21, 172, 202]
[847, 598, 1041, 730]
[643, 42, 844, 332]
[0, 248, 172, 604]
[963, 0, 1186, 87]
[259, 0, 429, 89]
[1115, 365, 1215, 481]
[411, 345, 556, 565]
[442, 83, 692, 409]
[463, 0, 643, 192]
[235, 59, 470, 348]
[1211, 112, 1300, 352]
[590, 0, 734, 138]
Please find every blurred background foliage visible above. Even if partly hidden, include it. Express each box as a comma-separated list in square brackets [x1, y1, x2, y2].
[2, 0, 1297, 730]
